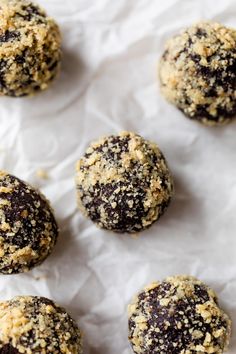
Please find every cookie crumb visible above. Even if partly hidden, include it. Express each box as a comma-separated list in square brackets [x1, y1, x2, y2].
[36, 168, 49, 180]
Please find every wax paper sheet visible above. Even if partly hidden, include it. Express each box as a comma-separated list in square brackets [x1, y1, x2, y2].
[0, 0, 236, 352]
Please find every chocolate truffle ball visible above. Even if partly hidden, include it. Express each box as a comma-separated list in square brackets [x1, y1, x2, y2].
[128, 275, 231, 354]
[0, 171, 58, 274]
[76, 132, 173, 233]
[159, 22, 236, 125]
[0, 296, 83, 353]
[0, 0, 61, 97]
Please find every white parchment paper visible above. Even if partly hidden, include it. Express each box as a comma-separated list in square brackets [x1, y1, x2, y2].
[0, 0, 236, 352]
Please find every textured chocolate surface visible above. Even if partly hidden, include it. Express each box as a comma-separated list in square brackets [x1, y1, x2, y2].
[128, 275, 231, 354]
[0, 344, 20, 354]
[0, 0, 61, 97]
[159, 21, 236, 125]
[76, 132, 173, 233]
[0, 171, 58, 274]
[0, 296, 82, 353]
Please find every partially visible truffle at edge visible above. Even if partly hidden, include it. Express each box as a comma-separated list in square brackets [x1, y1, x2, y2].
[0, 171, 58, 274]
[128, 275, 231, 354]
[0, 296, 83, 353]
[159, 21, 236, 126]
[0, 0, 61, 97]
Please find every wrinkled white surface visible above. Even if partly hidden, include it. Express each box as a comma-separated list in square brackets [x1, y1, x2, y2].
[0, 0, 236, 352]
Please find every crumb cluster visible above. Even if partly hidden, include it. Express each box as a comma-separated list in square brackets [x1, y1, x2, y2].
[159, 22, 236, 125]
[128, 275, 231, 353]
[76, 132, 173, 233]
[0, 296, 83, 353]
[0, 0, 61, 97]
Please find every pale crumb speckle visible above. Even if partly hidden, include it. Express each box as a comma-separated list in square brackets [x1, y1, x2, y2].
[36, 168, 49, 180]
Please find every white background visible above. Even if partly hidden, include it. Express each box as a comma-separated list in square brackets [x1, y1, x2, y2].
[0, 0, 235, 353]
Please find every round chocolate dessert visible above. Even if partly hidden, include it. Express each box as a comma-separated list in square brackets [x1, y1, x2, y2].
[0, 296, 83, 353]
[128, 275, 231, 354]
[0, 171, 58, 274]
[159, 22, 236, 125]
[76, 131, 173, 233]
[0, 0, 61, 97]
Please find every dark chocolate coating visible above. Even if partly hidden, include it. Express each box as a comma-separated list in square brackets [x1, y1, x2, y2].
[0, 345, 20, 354]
